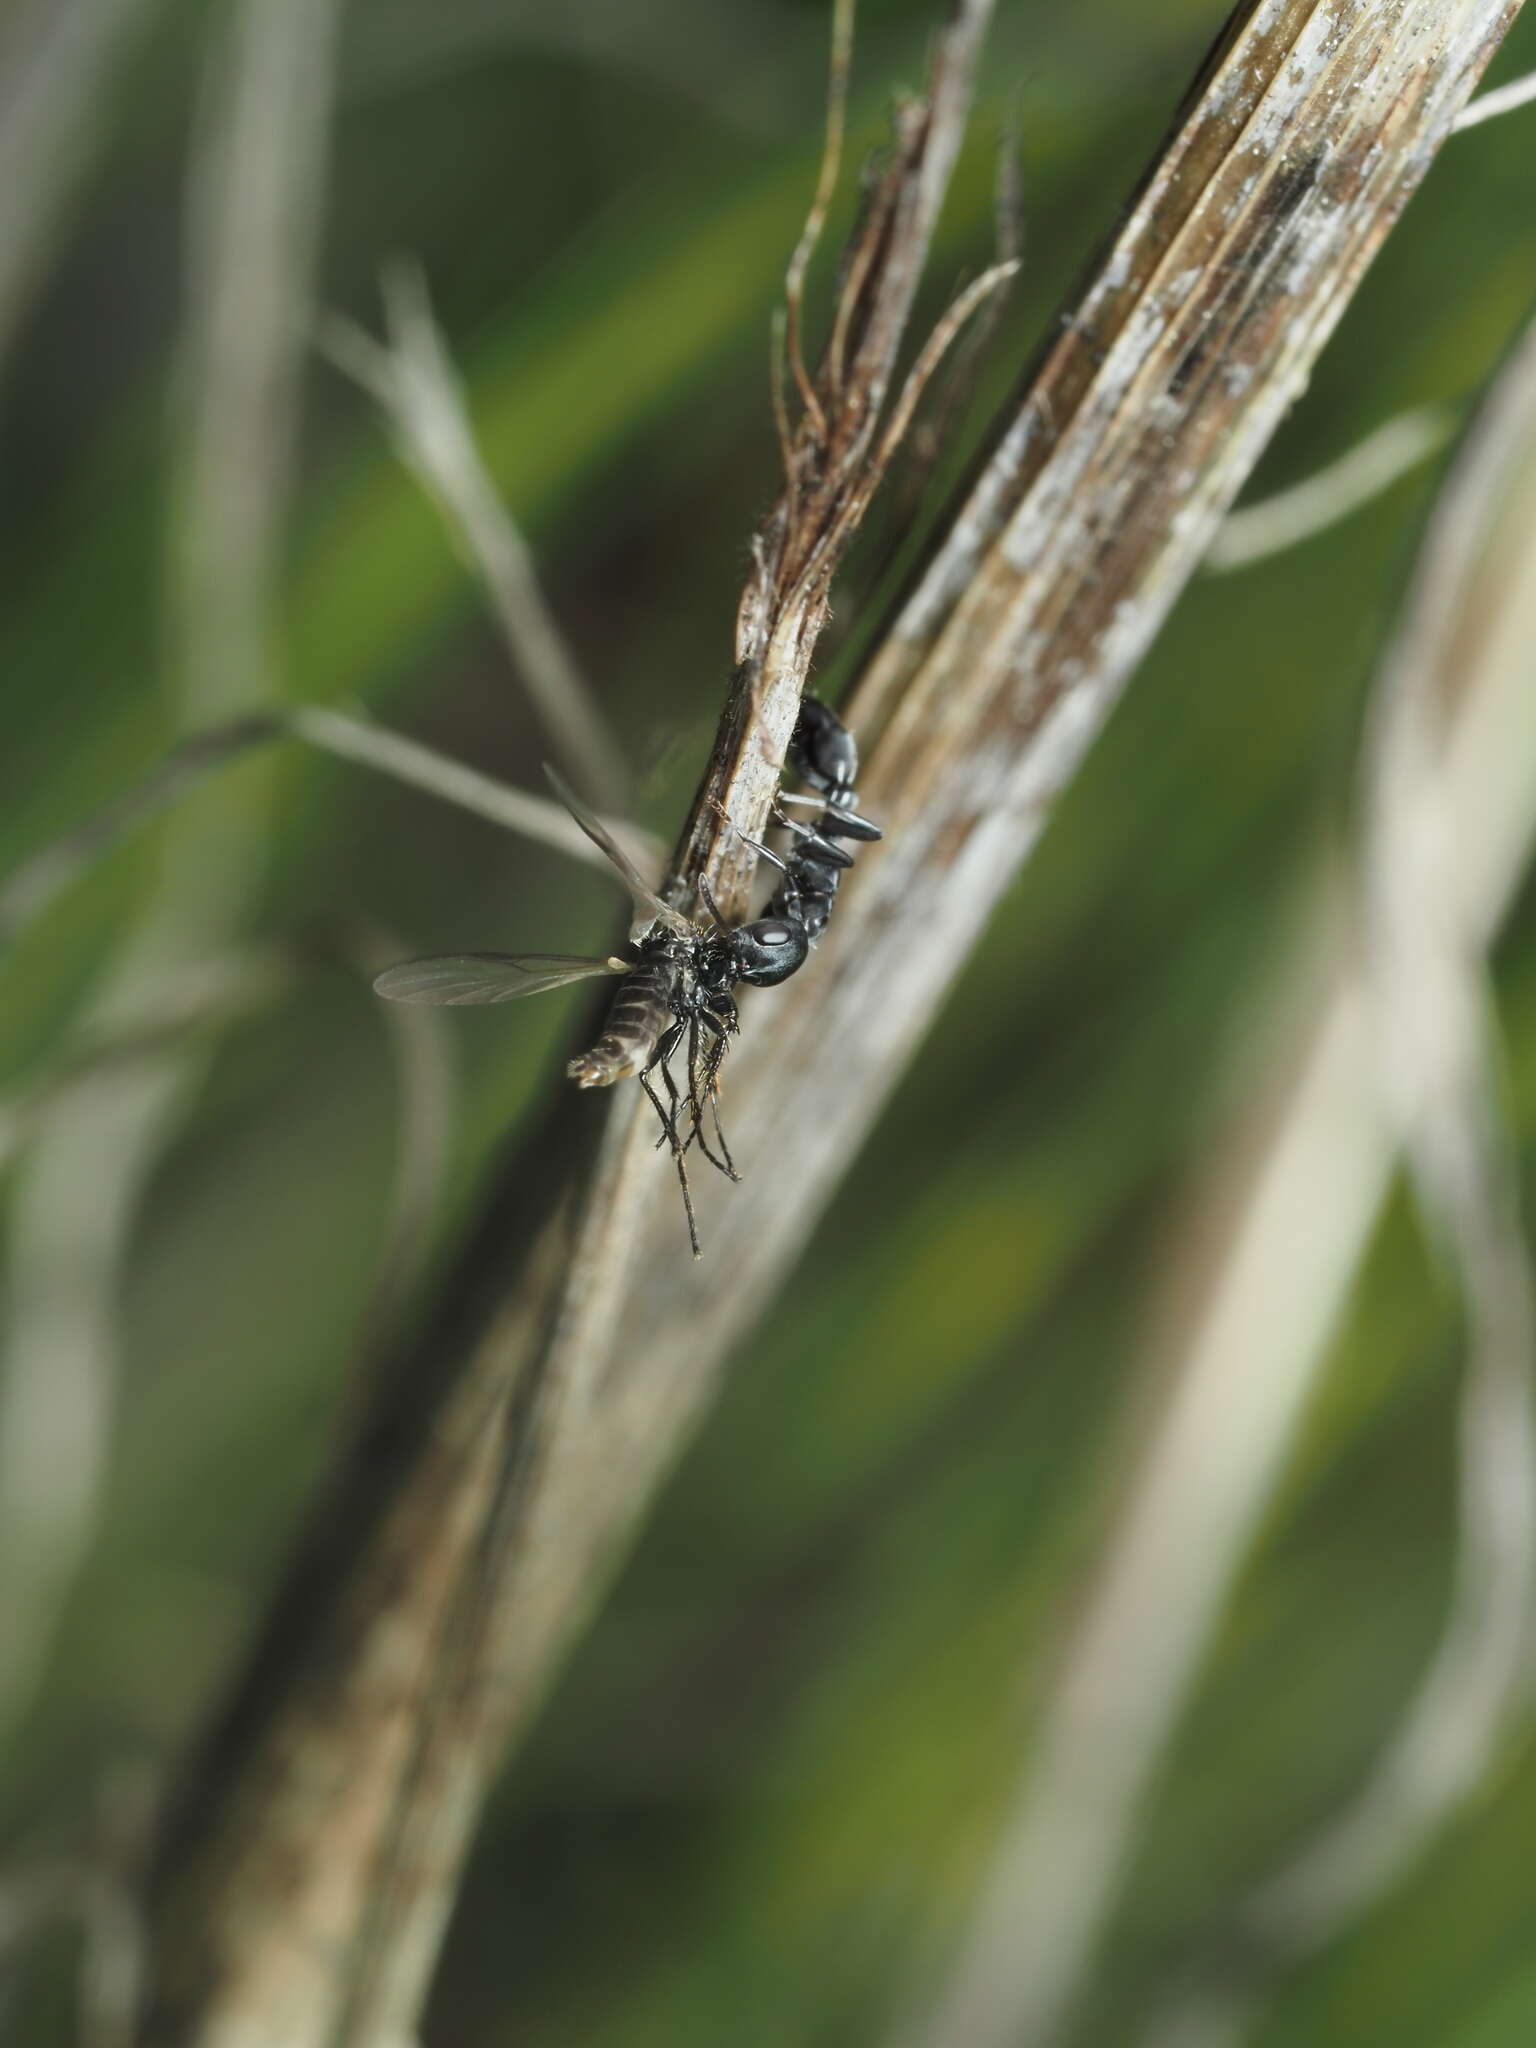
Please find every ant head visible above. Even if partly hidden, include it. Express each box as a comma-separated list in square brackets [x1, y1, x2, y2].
[730, 915, 809, 987]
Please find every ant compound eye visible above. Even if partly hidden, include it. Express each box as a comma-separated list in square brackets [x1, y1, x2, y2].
[758, 921, 795, 945]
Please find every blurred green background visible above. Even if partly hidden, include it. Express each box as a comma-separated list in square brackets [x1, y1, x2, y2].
[4, 0, 1536, 2042]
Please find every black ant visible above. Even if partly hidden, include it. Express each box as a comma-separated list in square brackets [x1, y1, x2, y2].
[737, 698, 883, 942]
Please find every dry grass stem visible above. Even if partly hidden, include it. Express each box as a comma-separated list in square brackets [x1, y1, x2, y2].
[881, 110, 1026, 538]
[321, 262, 630, 813]
[138, 5, 1002, 2040]
[134, 5, 1526, 2045]
[674, 0, 1005, 925]
[782, 0, 855, 431]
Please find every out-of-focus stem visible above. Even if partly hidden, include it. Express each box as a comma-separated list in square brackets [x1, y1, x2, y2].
[1205, 405, 1453, 570]
[0, 708, 660, 950]
[0, 0, 341, 1770]
[322, 264, 631, 813]
[0, 0, 161, 380]
[916, 312, 1536, 2048]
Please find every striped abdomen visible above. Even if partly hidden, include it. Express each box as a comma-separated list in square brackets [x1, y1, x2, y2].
[566, 948, 681, 1088]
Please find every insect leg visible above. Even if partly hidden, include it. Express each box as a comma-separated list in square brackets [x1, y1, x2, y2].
[701, 1020, 739, 1181]
[682, 1011, 711, 1161]
[669, 1134, 701, 1260]
[689, 1009, 739, 1181]
[644, 1061, 685, 1156]
[678, 1010, 729, 1178]
[640, 1025, 701, 1259]
[640, 1018, 687, 1152]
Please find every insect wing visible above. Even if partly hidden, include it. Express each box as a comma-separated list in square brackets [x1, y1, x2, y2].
[544, 766, 692, 942]
[374, 952, 629, 1006]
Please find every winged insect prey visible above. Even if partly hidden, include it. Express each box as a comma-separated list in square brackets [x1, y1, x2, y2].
[372, 769, 809, 1257]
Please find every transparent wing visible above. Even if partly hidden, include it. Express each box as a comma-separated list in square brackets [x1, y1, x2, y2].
[373, 952, 629, 1006]
[544, 765, 692, 941]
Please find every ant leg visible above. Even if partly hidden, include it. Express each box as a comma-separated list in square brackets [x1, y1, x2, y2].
[766, 802, 810, 845]
[706, 797, 791, 878]
[796, 796, 880, 843]
[773, 815, 853, 869]
[737, 827, 791, 874]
